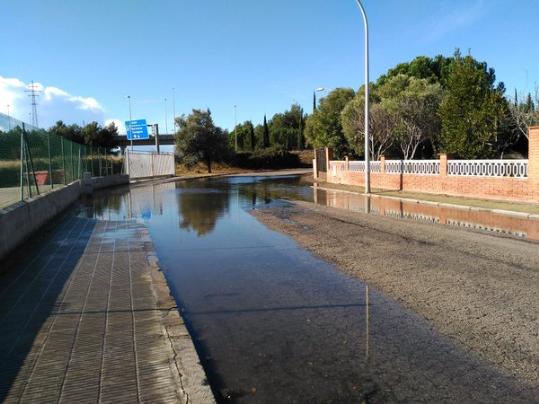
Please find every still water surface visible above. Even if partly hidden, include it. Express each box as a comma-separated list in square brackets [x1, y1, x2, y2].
[82, 176, 537, 403]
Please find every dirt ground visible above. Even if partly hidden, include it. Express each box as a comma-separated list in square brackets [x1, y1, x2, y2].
[252, 201, 539, 387]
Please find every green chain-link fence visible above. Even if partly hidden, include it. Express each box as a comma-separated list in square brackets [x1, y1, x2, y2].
[0, 122, 123, 209]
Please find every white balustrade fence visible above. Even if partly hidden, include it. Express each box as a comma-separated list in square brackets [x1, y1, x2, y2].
[329, 158, 528, 178]
[124, 151, 176, 179]
[385, 160, 440, 175]
[349, 161, 365, 172]
[447, 160, 528, 178]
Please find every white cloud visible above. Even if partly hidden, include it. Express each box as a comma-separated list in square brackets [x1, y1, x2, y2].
[104, 118, 125, 134]
[0, 75, 105, 128]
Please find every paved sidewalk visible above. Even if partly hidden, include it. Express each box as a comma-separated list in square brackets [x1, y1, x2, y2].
[0, 215, 213, 403]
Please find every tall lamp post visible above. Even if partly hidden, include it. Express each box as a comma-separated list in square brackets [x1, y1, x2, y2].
[127, 95, 133, 151]
[172, 88, 176, 132]
[355, 0, 370, 193]
[313, 87, 325, 112]
[164, 98, 168, 135]
[233, 104, 238, 152]
[7, 104, 11, 130]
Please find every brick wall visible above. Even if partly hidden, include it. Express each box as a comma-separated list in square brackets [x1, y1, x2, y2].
[323, 127, 539, 203]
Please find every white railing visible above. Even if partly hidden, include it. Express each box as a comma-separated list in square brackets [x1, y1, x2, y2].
[370, 161, 381, 173]
[328, 158, 529, 178]
[385, 160, 440, 175]
[349, 161, 365, 172]
[447, 160, 528, 178]
[347, 161, 380, 173]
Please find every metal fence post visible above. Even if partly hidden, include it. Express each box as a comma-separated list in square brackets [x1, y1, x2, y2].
[78, 146, 82, 179]
[20, 125, 25, 201]
[70, 141, 74, 182]
[61, 136, 66, 185]
[47, 132, 53, 189]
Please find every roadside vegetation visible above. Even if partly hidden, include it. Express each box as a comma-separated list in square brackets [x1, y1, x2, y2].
[308, 50, 539, 159]
[174, 50, 538, 173]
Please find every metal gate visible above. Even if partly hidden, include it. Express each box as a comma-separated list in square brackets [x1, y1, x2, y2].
[124, 151, 175, 179]
[315, 148, 327, 178]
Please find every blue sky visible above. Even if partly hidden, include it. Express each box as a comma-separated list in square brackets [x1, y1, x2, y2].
[1, 0, 538, 135]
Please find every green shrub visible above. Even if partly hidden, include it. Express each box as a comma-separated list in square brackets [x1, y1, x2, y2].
[231, 148, 306, 169]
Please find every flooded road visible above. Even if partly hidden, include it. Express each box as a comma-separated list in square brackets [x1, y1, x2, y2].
[81, 176, 539, 403]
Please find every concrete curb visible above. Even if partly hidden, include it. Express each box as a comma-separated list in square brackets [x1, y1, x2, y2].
[146, 251, 216, 403]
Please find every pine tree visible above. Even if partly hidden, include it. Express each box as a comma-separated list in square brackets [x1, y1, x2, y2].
[439, 54, 507, 158]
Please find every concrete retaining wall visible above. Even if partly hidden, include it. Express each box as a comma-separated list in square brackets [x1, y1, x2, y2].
[82, 174, 129, 194]
[0, 174, 130, 262]
[0, 182, 81, 262]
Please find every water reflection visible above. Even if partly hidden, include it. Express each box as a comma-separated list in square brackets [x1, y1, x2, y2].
[80, 175, 538, 402]
[315, 184, 539, 242]
[82, 177, 539, 243]
[176, 181, 230, 236]
[84, 176, 539, 241]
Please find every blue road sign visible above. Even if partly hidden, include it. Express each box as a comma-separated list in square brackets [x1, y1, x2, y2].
[126, 119, 149, 140]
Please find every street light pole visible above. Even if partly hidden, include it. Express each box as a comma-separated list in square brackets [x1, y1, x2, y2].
[313, 87, 325, 112]
[7, 104, 11, 130]
[164, 98, 168, 135]
[234, 104, 238, 152]
[355, 0, 370, 194]
[172, 88, 176, 132]
[127, 95, 133, 151]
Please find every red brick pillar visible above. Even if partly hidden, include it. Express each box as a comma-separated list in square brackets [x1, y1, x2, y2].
[529, 126, 539, 181]
[439, 153, 448, 177]
[380, 155, 386, 174]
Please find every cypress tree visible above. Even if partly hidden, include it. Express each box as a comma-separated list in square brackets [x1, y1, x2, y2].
[526, 93, 535, 113]
[263, 114, 269, 148]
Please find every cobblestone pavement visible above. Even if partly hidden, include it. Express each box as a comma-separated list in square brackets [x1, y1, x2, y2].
[0, 215, 213, 403]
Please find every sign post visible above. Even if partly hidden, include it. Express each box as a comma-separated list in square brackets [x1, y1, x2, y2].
[125, 119, 149, 151]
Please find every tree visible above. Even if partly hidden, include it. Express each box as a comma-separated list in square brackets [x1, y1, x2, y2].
[304, 88, 355, 157]
[508, 91, 539, 141]
[49, 121, 118, 149]
[341, 90, 396, 160]
[49, 121, 83, 143]
[254, 124, 265, 150]
[263, 114, 270, 148]
[267, 103, 304, 150]
[439, 53, 507, 158]
[175, 109, 229, 173]
[377, 55, 453, 87]
[504, 89, 539, 157]
[230, 120, 255, 151]
[380, 75, 442, 159]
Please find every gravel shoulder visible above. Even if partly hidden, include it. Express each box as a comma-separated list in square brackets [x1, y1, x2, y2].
[251, 201, 539, 386]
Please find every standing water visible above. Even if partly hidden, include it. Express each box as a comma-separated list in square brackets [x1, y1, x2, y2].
[82, 175, 537, 403]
